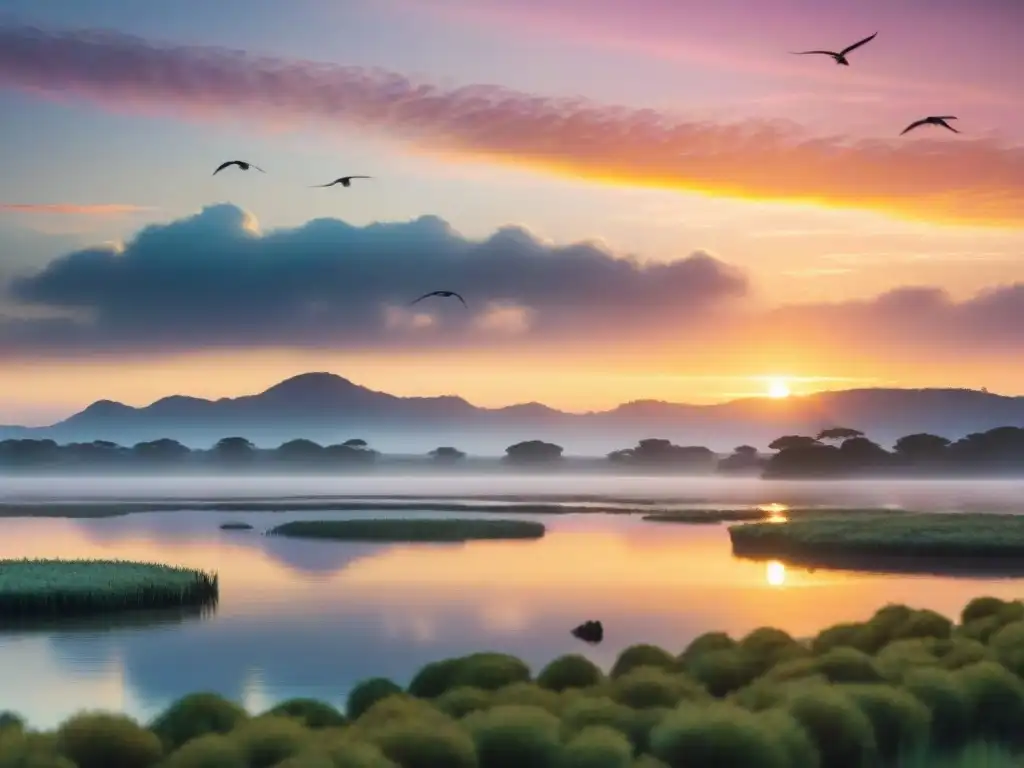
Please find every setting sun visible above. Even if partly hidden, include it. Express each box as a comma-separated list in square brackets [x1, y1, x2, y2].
[766, 378, 791, 399]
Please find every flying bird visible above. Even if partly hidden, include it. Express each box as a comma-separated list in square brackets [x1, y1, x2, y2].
[900, 116, 960, 136]
[791, 32, 877, 66]
[409, 291, 468, 308]
[212, 160, 264, 175]
[311, 176, 372, 188]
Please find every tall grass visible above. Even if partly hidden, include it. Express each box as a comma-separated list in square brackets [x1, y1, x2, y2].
[267, 518, 546, 542]
[0, 559, 218, 617]
[7, 595, 1024, 767]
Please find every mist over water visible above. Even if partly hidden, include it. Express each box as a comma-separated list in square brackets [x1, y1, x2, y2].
[2, 475, 1024, 728]
[4, 474, 1024, 510]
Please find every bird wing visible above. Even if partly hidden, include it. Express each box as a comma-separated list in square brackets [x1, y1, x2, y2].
[343, 176, 371, 181]
[940, 122, 960, 133]
[310, 180, 340, 187]
[900, 119, 927, 135]
[840, 32, 877, 56]
[452, 292, 468, 307]
[251, 164, 266, 173]
[212, 161, 237, 175]
[790, 50, 837, 56]
[935, 116, 958, 120]
[408, 292, 435, 306]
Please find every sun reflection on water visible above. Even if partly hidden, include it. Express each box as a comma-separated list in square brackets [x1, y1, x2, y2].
[760, 502, 789, 523]
[766, 560, 787, 587]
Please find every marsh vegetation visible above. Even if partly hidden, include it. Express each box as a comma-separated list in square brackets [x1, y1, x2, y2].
[730, 512, 1024, 573]
[3, 596, 1024, 766]
[0, 559, 218, 617]
[266, 518, 547, 542]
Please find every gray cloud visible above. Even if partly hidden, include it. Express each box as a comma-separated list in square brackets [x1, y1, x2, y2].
[0, 204, 747, 357]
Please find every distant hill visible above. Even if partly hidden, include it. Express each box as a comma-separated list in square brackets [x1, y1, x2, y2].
[1, 372, 1022, 455]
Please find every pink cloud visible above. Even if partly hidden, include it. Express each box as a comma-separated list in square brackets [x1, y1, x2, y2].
[1, 24, 1023, 227]
[0, 203, 154, 216]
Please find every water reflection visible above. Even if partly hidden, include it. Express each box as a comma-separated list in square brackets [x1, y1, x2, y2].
[0, 508, 1022, 728]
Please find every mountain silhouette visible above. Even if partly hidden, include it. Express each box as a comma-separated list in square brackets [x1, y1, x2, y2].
[2, 373, 1022, 455]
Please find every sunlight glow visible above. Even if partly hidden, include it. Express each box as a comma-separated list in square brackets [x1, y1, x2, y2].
[766, 378, 791, 399]
[766, 560, 787, 587]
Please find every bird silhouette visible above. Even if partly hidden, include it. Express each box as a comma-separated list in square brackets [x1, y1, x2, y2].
[409, 291, 468, 308]
[791, 32, 877, 66]
[212, 160, 265, 175]
[311, 176, 372, 188]
[900, 116, 960, 136]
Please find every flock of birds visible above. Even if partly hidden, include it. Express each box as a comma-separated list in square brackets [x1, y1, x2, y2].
[791, 32, 960, 135]
[209, 31, 955, 325]
[211, 161, 467, 309]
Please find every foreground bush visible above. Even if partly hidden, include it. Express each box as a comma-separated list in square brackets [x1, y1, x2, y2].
[227, 716, 309, 768]
[161, 733, 246, 768]
[537, 654, 603, 692]
[56, 712, 163, 768]
[463, 705, 562, 768]
[560, 726, 633, 768]
[150, 692, 248, 749]
[265, 698, 346, 729]
[347, 678, 404, 720]
[783, 687, 877, 768]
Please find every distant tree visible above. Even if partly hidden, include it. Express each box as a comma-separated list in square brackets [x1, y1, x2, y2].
[768, 435, 821, 452]
[763, 443, 842, 478]
[324, 440, 378, 464]
[212, 437, 257, 464]
[838, 436, 891, 467]
[275, 439, 325, 463]
[607, 438, 716, 471]
[504, 440, 563, 464]
[816, 427, 865, 442]
[132, 438, 191, 463]
[717, 445, 763, 474]
[948, 426, 1024, 465]
[64, 440, 127, 465]
[0, 439, 61, 467]
[893, 433, 951, 463]
[429, 446, 466, 463]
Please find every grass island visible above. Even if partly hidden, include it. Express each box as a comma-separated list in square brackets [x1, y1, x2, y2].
[1, 595, 1024, 766]
[729, 512, 1024, 574]
[219, 521, 254, 530]
[265, 518, 547, 542]
[0, 559, 219, 618]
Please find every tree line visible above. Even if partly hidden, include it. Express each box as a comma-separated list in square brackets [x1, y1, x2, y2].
[0, 426, 1022, 475]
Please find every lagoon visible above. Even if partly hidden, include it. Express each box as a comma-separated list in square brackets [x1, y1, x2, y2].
[2, 474, 1024, 729]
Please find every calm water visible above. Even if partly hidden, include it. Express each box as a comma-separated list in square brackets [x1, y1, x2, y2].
[2, 474, 1024, 729]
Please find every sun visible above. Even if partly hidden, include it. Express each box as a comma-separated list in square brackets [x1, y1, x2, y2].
[766, 377, 791, 399]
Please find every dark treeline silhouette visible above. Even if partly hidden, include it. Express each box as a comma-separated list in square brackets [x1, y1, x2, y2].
[2, 425, 1024, 476]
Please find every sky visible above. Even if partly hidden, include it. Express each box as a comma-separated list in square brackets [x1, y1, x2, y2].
[0, 0, 1022, 424]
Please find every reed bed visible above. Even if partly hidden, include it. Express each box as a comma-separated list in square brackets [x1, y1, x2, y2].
[266, 518, 546, 542]
[3, 595, 1024, 767]
[0, 559, 218, 617]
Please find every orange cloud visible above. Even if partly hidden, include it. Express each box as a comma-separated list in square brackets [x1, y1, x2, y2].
[0, 203, 153, 216]
[1, 25, 1023, 227]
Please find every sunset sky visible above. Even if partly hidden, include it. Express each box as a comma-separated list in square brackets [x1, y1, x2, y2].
[0, 0, 1022, 424]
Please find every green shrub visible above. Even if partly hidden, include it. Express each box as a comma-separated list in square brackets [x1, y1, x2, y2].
[812, 648, 884, 684]
[810, 622, 873, 655]
[629, 758, 669, 768]
[559, 726, 633, 768]
[434, 687, 494, 719]
[406, 659, 463, 699]
[737, 627, 807, 674]
[677, 632, 736, 665]
[986, 620, 1024, 675]
[228, 715, 310, 768]
[901, 668, 972, 750]
[56, 712, 163, 768]
[0, 729, 75, 768]
[463, 704, 562, 768]
[488, 683, 562, 714]
[681, 649, 756, 697]
[560, 697, 636, 745]
[728, 676, 827, 712]
[348, 678, 404, 720]
[265, 698, 346, 729]
[351, 696, 450, 734]
[783, 686, 878, 768]
[760, 658, 822, 685]
[609, 668, 705, 710]
[0, 713, 23, 733]
[161, 734, 246, 768]
[893, 609, 953, 642]
[451, 653, 531, 691]
[316, 739, 400, 768]
[960, 616, 1005, 644]
[648, 702, 789, 768]
[757, 709, 821, 768]
[271, 752, 336, 768]
[955, 661, 1024, 745]
[960, 596, 1021, 625]
[610, 645, 675, 678]
[841, 684, 931, 761]
[367, 718, 477, 768]
[537, 655, 603, 692]
[149, 692, 248, 749]
[936, 638, 991, 670]
[874, 640, 939, 682]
